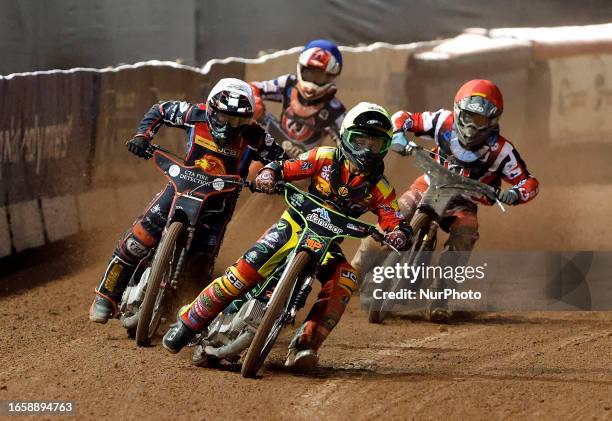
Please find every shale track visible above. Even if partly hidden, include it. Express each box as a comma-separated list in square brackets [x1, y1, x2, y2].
[1, 231, 611, 421]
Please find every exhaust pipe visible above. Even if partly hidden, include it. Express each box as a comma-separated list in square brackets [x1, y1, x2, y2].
[204, 330, 255, 359]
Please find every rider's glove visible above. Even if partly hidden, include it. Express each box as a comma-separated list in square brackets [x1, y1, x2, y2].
[385, 228, 412, 251]
[254, 168, 277, 194]
[390, 131, 408, 154]
[126, 136, 151, 159]
[498, 189, 520, 205]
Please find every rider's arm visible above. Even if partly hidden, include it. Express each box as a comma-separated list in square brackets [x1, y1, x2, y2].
[262, 147, 321, 181]
[369, 176, 410, 232]
[135, 100, 197, 140]
[498, 142, 540, 204]
[390, 109, 451, 153]
[391, 109, 451, 140]
[250, 74, 291, 121]
[245, 124, 288, 164]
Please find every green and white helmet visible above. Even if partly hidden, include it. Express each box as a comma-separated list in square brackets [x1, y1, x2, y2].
[339, 102, 393, 173]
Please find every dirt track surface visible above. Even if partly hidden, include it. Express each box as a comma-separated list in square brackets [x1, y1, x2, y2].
[1, 239, 611, 421]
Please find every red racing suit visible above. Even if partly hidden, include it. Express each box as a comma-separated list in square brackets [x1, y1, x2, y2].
[180, 146, 407, 351]
[250, 74, 346, 154]
[392, 109, 539, 250]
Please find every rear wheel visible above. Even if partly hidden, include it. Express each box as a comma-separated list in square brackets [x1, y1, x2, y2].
[241, 251, 311, 378]
[136, 221, 185, 346]
[368, 212, 432, 324]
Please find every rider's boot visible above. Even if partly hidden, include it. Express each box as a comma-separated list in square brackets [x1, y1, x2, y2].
[162, 320, 197, 354]
[285, 347, 319, 372]
[425, 223, 478, 324]
[425, 299, 451, 324]
[424, 271, 452, 324]
[285, 263, 358, 371]
[164, 263, 262, 354]
[89, 256, 135, 323]
[285, 328, 319, 372]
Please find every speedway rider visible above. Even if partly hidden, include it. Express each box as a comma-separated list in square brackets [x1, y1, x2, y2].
[250, 39, 346, 158]
[163, 102, 413, 370]
[89, 78, 286, 324]
[352, 79, 539, 323]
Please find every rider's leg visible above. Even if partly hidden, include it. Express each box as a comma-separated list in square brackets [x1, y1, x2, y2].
[184, 210, 234, 289]
[163, 212, 301, 353]
[427, 203, 479, 323]
[286, 252, 358, 370]
[397, 175, 428, 219]
[89, 184, 173, 323]
[350, 175, 426, 285]
[444, 209, 479, 252]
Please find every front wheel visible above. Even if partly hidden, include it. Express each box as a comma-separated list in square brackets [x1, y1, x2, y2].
[241, 251, 311, 378]
[368, 212, 432, 324]
[135, 221, 185, 346]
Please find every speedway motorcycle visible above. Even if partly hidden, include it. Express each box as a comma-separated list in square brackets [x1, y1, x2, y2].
[118, 143, 249, 346]
[189, 182, 395, 378]
[366, 140, 506, 324]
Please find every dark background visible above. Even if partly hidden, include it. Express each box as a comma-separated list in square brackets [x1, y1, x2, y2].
[2, 0, 612, 75]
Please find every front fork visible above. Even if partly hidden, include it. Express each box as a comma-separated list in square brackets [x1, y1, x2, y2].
[167, 225, 195, 290]
[288, 274, 314, 320]
[422, 220, 438, 251]
[280, 249, 315, 322]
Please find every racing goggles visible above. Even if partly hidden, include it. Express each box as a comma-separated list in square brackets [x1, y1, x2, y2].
[211, 108, 252, 128]
[346, 131, 390, 154]
[458, 110, 496, 130]
[300, 66, 336, 86]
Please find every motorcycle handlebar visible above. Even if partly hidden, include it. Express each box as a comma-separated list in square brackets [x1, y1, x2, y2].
[144, 143, 181, 161]
[402, 141, 506, 211]
[250, 180, 398, 250]
[368, 228, 401, 254]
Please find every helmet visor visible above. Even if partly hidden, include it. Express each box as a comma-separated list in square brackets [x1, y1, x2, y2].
[458, 110, 492, 130]
[211, 108, 252, 128]
[300, 66, 335, 86]
[346, 131, 390, 154]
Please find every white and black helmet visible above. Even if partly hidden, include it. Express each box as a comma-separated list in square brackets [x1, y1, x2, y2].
[206, 78, 255, 144]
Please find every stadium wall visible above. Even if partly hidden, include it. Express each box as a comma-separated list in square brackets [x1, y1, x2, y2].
[1, 24, 611, 259]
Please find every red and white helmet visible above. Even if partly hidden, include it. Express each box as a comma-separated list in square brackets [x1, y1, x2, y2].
[296, 40, 342, 101]
[453, 79, 504, 150]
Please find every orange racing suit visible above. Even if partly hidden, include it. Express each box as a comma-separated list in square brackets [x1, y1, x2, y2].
[180, 146, 408, 350]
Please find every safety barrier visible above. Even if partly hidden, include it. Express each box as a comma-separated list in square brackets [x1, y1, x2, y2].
[1, 24, 611, 258]
[0, 61, 245, 256]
